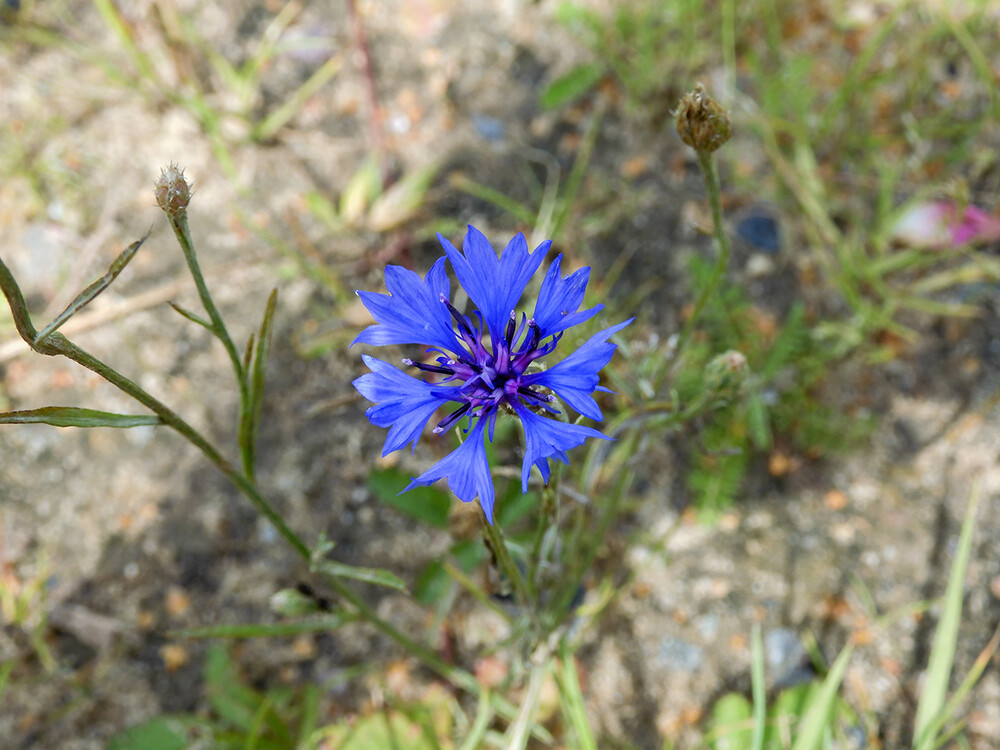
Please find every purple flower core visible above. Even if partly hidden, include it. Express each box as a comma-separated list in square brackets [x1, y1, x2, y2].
[409, 296, 560, 436]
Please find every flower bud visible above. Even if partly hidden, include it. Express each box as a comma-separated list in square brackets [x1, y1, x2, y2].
[675, 84, 731, 153]
[704, 350, 748, 402]
[154, 163, 191, 217]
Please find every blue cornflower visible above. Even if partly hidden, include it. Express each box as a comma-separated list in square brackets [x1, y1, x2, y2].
[352, 226, 631, 523]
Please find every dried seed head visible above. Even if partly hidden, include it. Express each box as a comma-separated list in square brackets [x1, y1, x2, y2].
[154, 163, 191, 217]
[675, 84, 731, 153]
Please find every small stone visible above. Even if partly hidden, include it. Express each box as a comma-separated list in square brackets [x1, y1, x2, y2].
[745, 253, 776, 278]
[475, 655, 508, 689]
[658, 637, 704, 672]
[160, 643, 189, 672]
[768, 451, 793, 476]
[165, 587, 191, 618]
[989, 575, 1000, 600]
[824, 489, 848, 511]
[292, 635, 317, 660]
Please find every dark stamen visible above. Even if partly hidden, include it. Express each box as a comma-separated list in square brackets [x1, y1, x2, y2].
[433, 402, 471, 433]
[504, 311, 517, 346]
[524, 319, 541, 352]
[402, 358, 454, 375]
[441, 295, 476, 339]
[517, 386, 555, 403]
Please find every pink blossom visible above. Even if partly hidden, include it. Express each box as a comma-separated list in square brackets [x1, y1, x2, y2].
[891, 201, 1000, 249]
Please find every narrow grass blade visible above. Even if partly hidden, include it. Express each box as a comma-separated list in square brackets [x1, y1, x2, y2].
[252, 54, 342, 141]
[35, 233, 147, 343]
[449, 173, 536, 226]
[538, 62, 605, 109]
[0, 407, 160, 429]
[751, 624, 766, 750]
[913, 481, 982, 750]
[557, 640, 598, 750]
[367, 161, 440, 232]
[295, 684, 320, 748]
[340, 155, 383, 224]
[458, 690, 494, 750]
[790, 644, 853, 750]
[922, 624, 1000, 749]
[168, 301, 213, 332]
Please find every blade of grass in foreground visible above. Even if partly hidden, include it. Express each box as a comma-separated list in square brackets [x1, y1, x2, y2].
[790, 643, 853, 750]
[912, 480, 982, 750]
[750, 624, 766, 750]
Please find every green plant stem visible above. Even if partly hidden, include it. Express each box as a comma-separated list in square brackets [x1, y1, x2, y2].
[527, 476, 558, 597]
[673, 148, 737, 358]
[167, 213, 255, 475]
[168, 214, 245, 382]
[481, 514, 533, 616]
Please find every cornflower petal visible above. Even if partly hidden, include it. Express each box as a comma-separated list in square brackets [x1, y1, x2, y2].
[352, 257, 457, 350]
[439, 226, 546, 341]
[532, 254, 603, 337]
[353, 355, 458, 455]
[514, 404, 607, 492]
[353, 226, 630, 522]
[405, 418, 496, 522]
[523, 318, 633, 421]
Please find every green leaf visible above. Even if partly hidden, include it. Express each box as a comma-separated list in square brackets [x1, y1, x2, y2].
[168, 301, 213, 332]
[709, 694, 753, 750]
[106, 717, 199, 750]
[247, 288, 278, 457]
[368, 468, 451, 529]
[35, 232, 147, 343]
[204, 645, 261, 732]
[539, 62, 605, 109]
[496, 489, 536, 527]
[414, 560, 450, 606]
[312, 558, 407, 592]
[0, 407, 160, 429]
[913, 481, 982, 750]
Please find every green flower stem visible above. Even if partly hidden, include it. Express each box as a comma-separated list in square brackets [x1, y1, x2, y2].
[481, 513, 533, 615]
[527, 478, 557, 597]
[166, 213, 255, 476]
[672, 148, 738, 358]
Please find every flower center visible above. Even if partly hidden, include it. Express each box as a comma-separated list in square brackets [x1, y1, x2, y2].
[403, 298, 560, 434]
